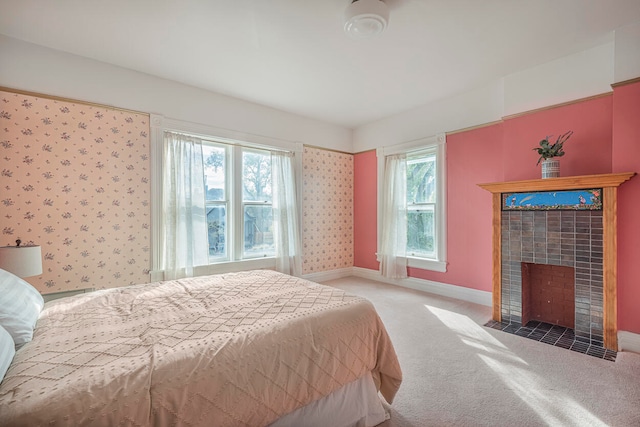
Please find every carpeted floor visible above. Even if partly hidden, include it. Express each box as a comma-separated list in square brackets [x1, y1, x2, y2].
[323, 276, 640, 427]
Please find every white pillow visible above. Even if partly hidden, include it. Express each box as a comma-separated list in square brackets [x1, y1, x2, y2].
[0, 268, 45, 347]
[0, 325, 16, 383]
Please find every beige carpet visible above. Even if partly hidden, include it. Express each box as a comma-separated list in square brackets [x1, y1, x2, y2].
[323, 276, 640, 427]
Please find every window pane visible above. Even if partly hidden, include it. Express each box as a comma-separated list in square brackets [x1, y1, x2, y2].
[407, 155, 436, 204]
[243, 150, 272, 202]
[243, 205, 275, 257]
[206, 203, 226, 259]
[407, 207, 435, 256]
[203, 145, 225, 201]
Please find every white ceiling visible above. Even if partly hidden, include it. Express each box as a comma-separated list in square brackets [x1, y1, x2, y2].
[1, 1, 639, 129]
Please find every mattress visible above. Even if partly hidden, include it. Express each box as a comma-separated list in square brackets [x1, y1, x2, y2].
[0, 270, 402, 426]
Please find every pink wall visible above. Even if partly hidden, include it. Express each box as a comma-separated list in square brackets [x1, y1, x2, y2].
[353, 124, 504, 291]
[354, 150, 378, 270]
[612, 81, 640, 333]
[353, 89, 640, 333]
[409, 124, 504, 290]
[502, 96, 613, 180]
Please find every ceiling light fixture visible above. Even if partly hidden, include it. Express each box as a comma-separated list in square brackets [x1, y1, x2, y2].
[343, 0, 389, 39]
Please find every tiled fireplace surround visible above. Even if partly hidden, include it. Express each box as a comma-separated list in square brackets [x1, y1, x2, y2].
[501, 210, 604, 345]
[479, 173, 636, 351]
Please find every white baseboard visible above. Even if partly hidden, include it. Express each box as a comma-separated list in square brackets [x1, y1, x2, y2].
[352, 267, 492, 307]
[618, 331, 640, 354]
[302, 267, 354, 283]
[308, 266, 492, 307]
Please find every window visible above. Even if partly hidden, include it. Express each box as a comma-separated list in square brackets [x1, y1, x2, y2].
[406, 151, 437, 258]
[203, 143, 276, 263]
[241, 149, 274, 258]
[377, 134, 446, 273]
[150, 115, 302, 281]
[203, 144, 227, 260]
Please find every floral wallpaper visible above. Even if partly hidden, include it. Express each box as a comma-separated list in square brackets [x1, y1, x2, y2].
[0, 90, 151, 293]
[302, 146, 353, 274]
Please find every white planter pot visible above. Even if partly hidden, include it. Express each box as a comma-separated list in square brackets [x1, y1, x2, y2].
[541, 158, 560, 179]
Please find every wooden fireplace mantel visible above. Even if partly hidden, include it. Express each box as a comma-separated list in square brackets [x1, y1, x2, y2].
[478, 172, 635, 350]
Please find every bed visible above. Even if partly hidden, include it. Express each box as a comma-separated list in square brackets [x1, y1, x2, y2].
[0, 269, 402, 426]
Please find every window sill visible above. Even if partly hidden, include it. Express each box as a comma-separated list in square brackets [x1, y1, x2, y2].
[194, 257, 276, 276]
[375, 253, 447, 273]
[407, 256, 447, 273]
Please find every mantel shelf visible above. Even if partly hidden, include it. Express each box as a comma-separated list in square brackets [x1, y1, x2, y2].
[478, 172, 635, 194]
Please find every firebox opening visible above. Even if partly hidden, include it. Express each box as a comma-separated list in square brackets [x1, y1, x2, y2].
[521, 263, 575, 329]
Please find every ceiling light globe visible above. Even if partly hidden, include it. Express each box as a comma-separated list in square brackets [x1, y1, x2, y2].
[343, 0, 389, 39]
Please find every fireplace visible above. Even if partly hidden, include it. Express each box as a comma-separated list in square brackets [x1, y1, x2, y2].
[501, 210, 602, 344]
[479, 173, 635, 350]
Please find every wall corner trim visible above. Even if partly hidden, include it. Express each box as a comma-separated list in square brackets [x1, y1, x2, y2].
[611, 76, 640, 88]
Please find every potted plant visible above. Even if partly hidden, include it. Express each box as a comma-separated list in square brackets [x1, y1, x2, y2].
[533, 130, 573, 178]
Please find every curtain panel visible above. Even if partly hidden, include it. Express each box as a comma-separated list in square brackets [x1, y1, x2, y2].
[379, 154, 408, 279]
[272, 151, 303, 277]
[161, 132, 209, 280]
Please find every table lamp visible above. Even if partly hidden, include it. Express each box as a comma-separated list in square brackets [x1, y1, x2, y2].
[0, 239, 43, 278]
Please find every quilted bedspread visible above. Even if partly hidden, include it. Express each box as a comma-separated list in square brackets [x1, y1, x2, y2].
[0, 270, 402, 426]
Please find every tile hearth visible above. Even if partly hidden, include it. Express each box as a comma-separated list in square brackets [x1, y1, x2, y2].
[485, 319, 617, 361]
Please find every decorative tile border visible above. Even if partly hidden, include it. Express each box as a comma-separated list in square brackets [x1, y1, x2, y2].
[502, 189, 602, 211]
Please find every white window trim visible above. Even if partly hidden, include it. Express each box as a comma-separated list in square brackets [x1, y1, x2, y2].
[149, 114, 303, 281]
[376, 133, 447, 273]
[236, 146, 275, 260]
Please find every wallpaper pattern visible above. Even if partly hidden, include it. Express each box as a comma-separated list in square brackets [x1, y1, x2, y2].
[0, 90, 151, 293]
[302, 147, 353, 274]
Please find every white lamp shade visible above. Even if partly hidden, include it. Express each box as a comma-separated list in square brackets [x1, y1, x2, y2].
[0, 245, 43, 278]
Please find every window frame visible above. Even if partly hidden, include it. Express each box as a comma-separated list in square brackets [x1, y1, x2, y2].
[204, 143, 276, 262]
[406, 151, 437, 259]
[203, 141, 230, 262]
[149, 114, 302, 280]
[237, 146, 275, 260]
[376, 134, 447, 273]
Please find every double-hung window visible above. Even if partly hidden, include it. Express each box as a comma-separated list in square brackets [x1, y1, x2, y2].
[151, 116, 301, 281]
[202, 143, 276, 263]
[377, 134, 447, 273]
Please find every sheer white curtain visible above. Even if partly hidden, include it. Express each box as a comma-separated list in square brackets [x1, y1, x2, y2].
[379, 153, 408, 279]
[161, 131, 209, 280]
[271, 151, 302, 277]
